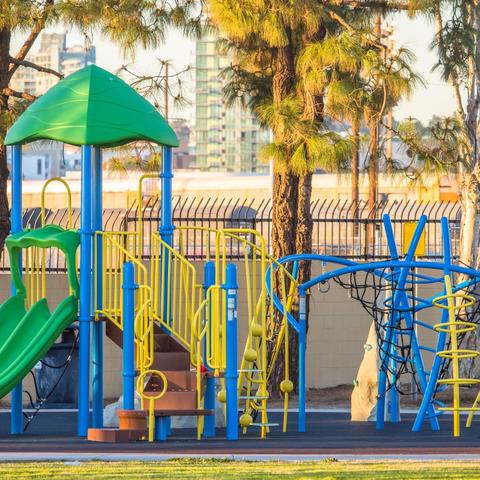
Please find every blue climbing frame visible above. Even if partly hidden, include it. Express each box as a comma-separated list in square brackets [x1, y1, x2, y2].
[268, 216, 480, 434]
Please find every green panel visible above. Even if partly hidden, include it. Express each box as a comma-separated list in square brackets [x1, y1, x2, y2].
[5, 65, 178, 148]
[0, 294, 78, 399]
[6, 225, 80, 298]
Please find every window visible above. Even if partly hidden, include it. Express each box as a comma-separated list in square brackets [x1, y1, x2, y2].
[37, 158, 42, 175]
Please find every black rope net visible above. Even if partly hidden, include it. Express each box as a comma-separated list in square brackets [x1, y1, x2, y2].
[327, 266, 480, 398]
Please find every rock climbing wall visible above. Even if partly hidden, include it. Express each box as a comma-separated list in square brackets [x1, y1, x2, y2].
[351, 321, 378, 421]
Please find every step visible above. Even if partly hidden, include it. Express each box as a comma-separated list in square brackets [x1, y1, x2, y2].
[87, 428, 146, 443]
[144, 390, 197, 410]
[106, 321, 189, 355]
[149, 408, 214, 417]
[152, 351, 191, 370]
[154, 333, 187, 353]
[146, 370, 199, 392]
[105, 321, 126, 349]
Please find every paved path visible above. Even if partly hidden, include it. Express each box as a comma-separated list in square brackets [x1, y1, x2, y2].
[0, 411, 479, 458]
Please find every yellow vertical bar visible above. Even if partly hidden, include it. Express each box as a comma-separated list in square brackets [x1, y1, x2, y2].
[445, 275, 460, 437]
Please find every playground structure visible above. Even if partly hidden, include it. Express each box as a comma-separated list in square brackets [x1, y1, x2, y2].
[2, 64, 480, 443]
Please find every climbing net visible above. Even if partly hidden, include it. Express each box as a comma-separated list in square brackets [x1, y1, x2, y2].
[329, 265, 480, 396]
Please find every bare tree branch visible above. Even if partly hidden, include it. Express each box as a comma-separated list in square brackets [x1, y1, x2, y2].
[8, 0, 55, 81]
[9, 57, 63, 79]
[2, 88, 36, 102]
[328, 0, 411, 9]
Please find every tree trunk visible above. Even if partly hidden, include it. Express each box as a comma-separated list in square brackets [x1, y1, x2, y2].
[271, 171, 298, 259]
[367, 114, 379, 256]
[351, 117, 360, 238]
[0, 29, 12, 255]
[458, 171, 480, 379]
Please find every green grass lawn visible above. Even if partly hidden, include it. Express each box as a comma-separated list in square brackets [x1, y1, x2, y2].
[1, 459, 480, 480]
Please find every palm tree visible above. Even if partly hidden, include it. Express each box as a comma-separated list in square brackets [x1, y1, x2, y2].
[208, 0, 423, 392]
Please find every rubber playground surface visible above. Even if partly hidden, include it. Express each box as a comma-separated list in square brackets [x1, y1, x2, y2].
[1, 410, 480, 457]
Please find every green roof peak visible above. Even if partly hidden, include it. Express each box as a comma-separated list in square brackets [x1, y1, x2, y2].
[5, 64, 178, 148]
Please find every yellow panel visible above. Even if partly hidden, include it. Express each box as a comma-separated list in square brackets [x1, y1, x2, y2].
[403, 222, 426, 256]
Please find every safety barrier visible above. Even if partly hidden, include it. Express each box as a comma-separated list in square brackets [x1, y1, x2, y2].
[94, 231, 154, 375]
[24, 178, 73, 307]
[174, 225, 298, 438]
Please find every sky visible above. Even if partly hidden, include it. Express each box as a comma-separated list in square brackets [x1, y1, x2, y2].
[12, 11, 455, 126]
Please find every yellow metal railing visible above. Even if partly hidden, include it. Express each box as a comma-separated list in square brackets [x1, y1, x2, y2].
[137, 370, 168, 442]
[175, 225, 298, 438]
[137, 173, 159, 259]
[95, 231, 154, 375]
[24, 177, 73, 307]
[151, 232, 204, 355]
[432, 275, 480, 437]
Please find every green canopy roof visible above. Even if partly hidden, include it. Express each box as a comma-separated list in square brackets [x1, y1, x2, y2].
[5, 64, 178, 148]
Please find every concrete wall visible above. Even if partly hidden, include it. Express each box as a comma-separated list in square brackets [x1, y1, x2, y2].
[0, 262, 443, 406]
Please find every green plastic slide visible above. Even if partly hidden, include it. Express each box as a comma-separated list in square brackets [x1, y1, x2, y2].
[0, 225, 80, 399]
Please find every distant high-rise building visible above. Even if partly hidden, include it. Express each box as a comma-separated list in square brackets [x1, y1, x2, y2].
[9, 33, 95, 179]
[195, 32, 269, 172]
[171, 119, 194, 170]
[11, 32, 95, 96]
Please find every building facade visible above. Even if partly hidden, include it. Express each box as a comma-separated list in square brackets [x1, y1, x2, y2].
[195, 33, 269, 172]
[11, 33, 95, 96]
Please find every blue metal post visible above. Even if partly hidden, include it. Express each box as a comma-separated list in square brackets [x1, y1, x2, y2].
[298, 289, 307, 433]
[224, 264, 238, 440]
[203, 261, 216, 437]
[160, 146, 174, 248]
[159, 145, 174, 432]
[413, 217, 452, 431]
[382, 214, 439, 430]
[10, 145, 23, 434]
[122, 262, 136, 410]
[78, 145, 93, 436]
[92, 147, 104, 427]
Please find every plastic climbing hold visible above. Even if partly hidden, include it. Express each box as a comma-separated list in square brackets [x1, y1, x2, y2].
[244, 348, 257, 362]
[239, 413, 253, 427]
[280, 379, 294, 393]
[250, 323, 262, 337]
[217, 389, 227, 403]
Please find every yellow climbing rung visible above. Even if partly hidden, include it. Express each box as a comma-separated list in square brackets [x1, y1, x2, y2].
[432, 275, 478, 437]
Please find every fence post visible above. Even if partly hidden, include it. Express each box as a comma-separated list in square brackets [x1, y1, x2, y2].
[224, 263, 238, 441]
[298, 288, 307, 433]
[122, 262, 137, 410]
[203, 261, 216, 437]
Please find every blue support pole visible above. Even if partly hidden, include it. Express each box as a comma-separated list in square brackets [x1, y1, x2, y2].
[122, 262, 137, 410]
[10, 145, 23, 434]
[413, 217, 452, 431]
[298, 288, 307, 433]
[160, 146, 174, 248]
[159, 145, 174, 432]
[203, 261, 216, 437]
[91, 147, 104, 428]
[78, 145, 93, 436]
[382, 214, 439, 431]
[224, 264, 238, 441]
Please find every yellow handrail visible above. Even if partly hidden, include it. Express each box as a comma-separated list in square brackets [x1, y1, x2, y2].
[41, 177, 73, 229]
[137, 173, 159, 258]
[95, 231, 154, 375]
[136, 370, 168, 442]
[174, 225, 298, 438]
[24, 177, 74, 306]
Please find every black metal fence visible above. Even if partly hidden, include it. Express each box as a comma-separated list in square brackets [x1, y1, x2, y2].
[0, 197, 462, 271]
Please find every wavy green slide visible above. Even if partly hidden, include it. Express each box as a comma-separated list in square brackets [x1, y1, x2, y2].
[0, 225, 80, 398]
